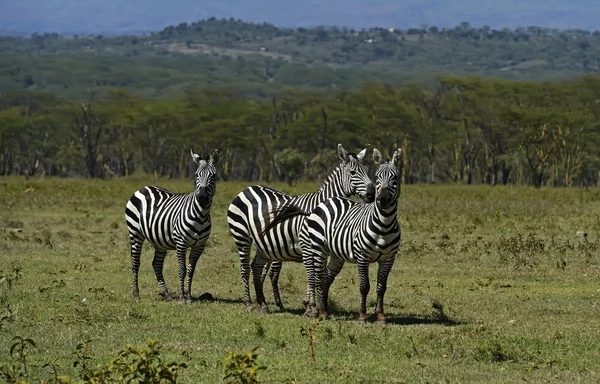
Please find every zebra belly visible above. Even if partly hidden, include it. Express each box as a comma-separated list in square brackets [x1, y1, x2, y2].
[254, 216, 304, 262]
[254, 232, 303, 262]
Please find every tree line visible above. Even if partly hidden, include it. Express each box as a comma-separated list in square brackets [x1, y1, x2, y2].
[1, 75, 600, 187]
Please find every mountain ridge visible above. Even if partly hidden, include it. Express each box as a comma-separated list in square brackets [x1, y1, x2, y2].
[2, 0, 599, 36]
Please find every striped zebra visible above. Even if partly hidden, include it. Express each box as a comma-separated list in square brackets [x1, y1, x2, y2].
[227, 144, 375, 314]
[125, 149, 219, 303]
[265, 148, 402, 324]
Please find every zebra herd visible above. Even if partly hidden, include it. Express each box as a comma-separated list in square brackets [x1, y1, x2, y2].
[124, 144, 402, 323]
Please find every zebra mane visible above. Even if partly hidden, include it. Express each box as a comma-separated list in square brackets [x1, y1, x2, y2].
[318, 152, 358, 188]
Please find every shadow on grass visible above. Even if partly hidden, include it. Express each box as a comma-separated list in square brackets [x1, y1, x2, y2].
[383, 313, 465, 326]
[187, 296, 465, 326]
[189, 292, 246, 305]
[275, 308, 466, 326]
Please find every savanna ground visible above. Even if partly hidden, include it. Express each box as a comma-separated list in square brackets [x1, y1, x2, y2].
[1, 175, 600, 383]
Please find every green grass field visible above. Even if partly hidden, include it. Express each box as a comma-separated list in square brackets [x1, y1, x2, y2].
[1, 176, 600, 383]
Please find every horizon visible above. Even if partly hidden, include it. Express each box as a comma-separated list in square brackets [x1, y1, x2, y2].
[2, 0, 598, 36]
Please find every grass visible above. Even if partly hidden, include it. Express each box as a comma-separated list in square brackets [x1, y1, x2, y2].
[1, 175, 600, 383]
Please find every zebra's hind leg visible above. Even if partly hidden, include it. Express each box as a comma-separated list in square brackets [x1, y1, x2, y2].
[318, 256, 345, 320]
[268, 261, 285, 310]
[185, 245, 205, 303]
[234, 239, 253, 312]
[260, 260, 271, 284]
[151, 248, 172, 301]
[251, 254, 270, 314]
[302, 249, 318, 318]
[129, 235, 144, 301]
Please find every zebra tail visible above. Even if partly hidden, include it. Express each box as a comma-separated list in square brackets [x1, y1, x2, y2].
[261, 204, 310, 237]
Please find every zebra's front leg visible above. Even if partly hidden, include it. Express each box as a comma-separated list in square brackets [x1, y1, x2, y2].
[175, 245, 188, 304]
[375, 257, 395, 325]
[152, 248, 172, 301]
[317, 256, 345, 319]
[357, 260, 371, 323]
[268, 261, 284, 310]
[185, 245, 205, 303]
[251, 255, 270, 314]
[130, 236, 144, 301]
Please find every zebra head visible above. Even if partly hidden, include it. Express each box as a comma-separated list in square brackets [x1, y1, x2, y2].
[190, 148, 219, 209]
[372, 148, 402, 209]
[338, 143, 375, 203]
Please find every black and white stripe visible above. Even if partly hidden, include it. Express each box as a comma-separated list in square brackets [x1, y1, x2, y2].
[227, 144, 375, 313]
[298, 148, 402, 323]
[125, 149, 219, 303]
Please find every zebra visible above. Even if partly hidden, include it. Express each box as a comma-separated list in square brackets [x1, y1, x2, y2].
[265, 148, 402, 324]
[227, 143, 376, 314]
[125, 149, 219, 303]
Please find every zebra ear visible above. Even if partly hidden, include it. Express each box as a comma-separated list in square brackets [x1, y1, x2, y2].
[337, 143, 350, 163]
[373, 148, 382, 166]
[356, 144, 370, 163]
[392, 148, 402, 168]
[209, 149, 219, 165]
[190, 149, 201, 165]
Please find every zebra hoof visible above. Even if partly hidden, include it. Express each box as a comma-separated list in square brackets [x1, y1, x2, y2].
[375, 320, 387, 325]
[163, 295, 173, 302]
[304, 310, 318, 318]
[260, 306, 271, 314]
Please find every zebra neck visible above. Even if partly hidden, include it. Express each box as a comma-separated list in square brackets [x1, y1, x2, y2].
[374, 201, 398, 227]
[317, 167, 348, 200]
[190, 198, 211, 216]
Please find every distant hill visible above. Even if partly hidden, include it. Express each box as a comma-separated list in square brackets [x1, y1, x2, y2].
[2, 0, 599, 36]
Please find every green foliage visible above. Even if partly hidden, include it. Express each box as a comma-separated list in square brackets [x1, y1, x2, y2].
[2, 74, 600, 187]
[299, 319, 319, 362]
[83, 339, 188, 383]
[223, 347, 265, 384]
[1, 335, 36, 383]
[0, 267, 22, 289]
[0, 337, 189, 384]
[274, 148, 305, 185]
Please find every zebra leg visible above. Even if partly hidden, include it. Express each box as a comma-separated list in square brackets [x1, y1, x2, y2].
[260, 260, 271, 284]
[375, 257, 395, 325]
[302, 249, 318, 318]
[235, 239, 253, 312]
[129, 236, 144, 301]
[268, 261, 284, 310]
[317, 257, 345, 319]
[185, 245, 205, 303]
[357, 260, 371, 323]
[311, 250, 330, 318]
[251, 254, 270, 314]
[151, 248, 172, 301]
[175, 245, 189, 304]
